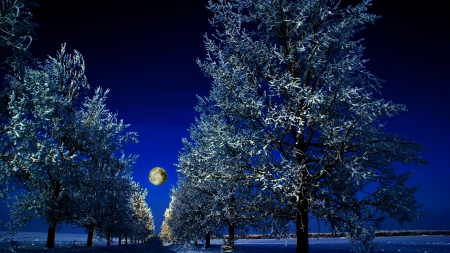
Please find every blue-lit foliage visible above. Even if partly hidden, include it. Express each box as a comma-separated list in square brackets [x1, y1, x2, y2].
[174, 0, 427, 252]
[0, 0, 37, 74]
[0, 45, 153, 247]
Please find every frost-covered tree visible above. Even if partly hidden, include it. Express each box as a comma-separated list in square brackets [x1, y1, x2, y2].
[65, 87, 138, 246]
[0, 0, 37, 75]
[2, 45, 90, 248]
[0, 0, 37, 196]
[195, 0, 427, 252]
[95, 176, 129, 246]
[165, 177, 218, 246]
[159, 207, 175, 243]
[127, 183, 154, 243]
[1, 45, 141, 248]
[95, 177, 154, 246]
[177, 103, 274, 250]
[72, 157, 138, 246]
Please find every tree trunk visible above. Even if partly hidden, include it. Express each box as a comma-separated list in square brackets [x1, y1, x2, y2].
[296, 200, 309, 253]
[125, 233, 128, 244]
[228, 222, 235, 250]
[225, 187, 235, 250]
[46, 181, 62, 248]
[107, 231, 111, 246]
[87, 222, 95, 246]
[205, 231, 211, 248]
[45, 222, 57, 248]
[119, 235, 122, 245]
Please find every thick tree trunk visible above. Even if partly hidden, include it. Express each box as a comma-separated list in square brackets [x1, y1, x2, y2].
[87, 222, 95, 246]
[45, 222, 57, 248]
[296, 200, 309, 253]
[228, 222, 235, 249]
[46, 181, 62, 248]
[205, 231, 211, 248]
[119, 235, 122, 245]
[229, 223, 235, 242]
[125, 233, 128, 244]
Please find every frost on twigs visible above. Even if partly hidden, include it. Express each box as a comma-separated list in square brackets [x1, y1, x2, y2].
[1, 44, 152, 246]
[178, 0, 427, 252]
[0, 0, 37, 74]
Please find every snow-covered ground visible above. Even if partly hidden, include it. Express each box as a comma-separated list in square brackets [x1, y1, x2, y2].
[0, 231, 449, 252]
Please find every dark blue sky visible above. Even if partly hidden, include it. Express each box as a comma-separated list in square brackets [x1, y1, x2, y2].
[7, 0, 449, 234]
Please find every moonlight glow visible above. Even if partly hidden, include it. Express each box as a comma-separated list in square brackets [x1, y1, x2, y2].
[149, 167, 167, 186]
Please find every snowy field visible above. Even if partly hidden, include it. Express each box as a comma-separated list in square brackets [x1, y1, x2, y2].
[0, 231, 449, 252]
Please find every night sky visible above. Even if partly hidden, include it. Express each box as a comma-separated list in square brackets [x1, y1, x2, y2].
[5, 0, 449, 234]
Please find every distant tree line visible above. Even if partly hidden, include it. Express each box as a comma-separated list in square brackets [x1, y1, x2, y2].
[161, 0, 427, 253]
[0, 0, 154, 248]
[164, 230, 450, 240]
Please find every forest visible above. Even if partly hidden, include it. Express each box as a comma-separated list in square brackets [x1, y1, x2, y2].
[0, 0, 154, 249]
[0, 0, 440, 253]
[161, 0, 427, 253]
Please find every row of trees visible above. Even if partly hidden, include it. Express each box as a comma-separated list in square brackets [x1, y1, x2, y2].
[0, 0, 154, 248]
[163, 0, 427, 253]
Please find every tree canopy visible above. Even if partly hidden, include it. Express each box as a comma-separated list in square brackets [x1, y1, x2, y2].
[0, 45, 154, 247]
[172, 0, 427, 252]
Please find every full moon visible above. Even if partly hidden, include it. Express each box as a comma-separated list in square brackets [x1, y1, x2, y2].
[149, 167, 167, 186]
